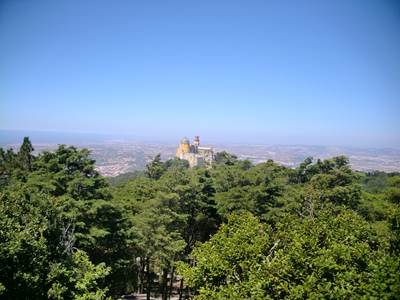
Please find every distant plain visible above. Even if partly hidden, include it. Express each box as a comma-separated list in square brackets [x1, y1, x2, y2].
[1, 130, 399, 176]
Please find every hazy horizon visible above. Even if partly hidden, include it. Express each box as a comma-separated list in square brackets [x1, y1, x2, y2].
[1, 0, 400, 147]
[1, 129, 400, 151]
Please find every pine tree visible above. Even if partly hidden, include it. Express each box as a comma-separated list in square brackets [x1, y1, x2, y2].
[18, 137, 34, 171]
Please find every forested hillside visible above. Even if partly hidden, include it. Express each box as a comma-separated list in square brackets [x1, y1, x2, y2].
[1, 138, 399, 299]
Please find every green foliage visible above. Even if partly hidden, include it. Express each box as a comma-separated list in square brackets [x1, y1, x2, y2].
[178, 213, 270, 299]
[385, 176, 400, 204]
[2, 138, 399, 299]
[156, 167, 219, 252]
[47, 250, 110, 300]
[361, 171, 400, 194]
[164, 157, 190, 170]
[180, 211, 400, 299]
[0, 147, 18, 187]
[212, 160, 287, 221]
[145, 154, 166, 180]
[358, 192, 395, 222]
[214, 151, 239, 165]
[266, 211, 395, 299]
[0, 140, 128, 298]
[18, 137, 35, 171]
[0, 187, 50, 299]
[388, 205, 400, 254]
[306, 156, 361, 208]
[0, 179, 110, 299]
[107, 170, 145, 186]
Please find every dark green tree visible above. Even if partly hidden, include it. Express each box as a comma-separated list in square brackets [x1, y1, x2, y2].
[212, 160, 287, 220]
[145, 154, 166, 180]
[179, 211, 400, 299]
[214, 151, 238, 165]
[18, 137, 35, 171]
[0, 180, 110, 299]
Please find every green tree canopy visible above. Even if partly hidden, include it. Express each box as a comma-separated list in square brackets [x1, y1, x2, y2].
[179, 211, 400, 299]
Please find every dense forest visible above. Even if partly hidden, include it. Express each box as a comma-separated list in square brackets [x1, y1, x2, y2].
[0, 138, 399, 299]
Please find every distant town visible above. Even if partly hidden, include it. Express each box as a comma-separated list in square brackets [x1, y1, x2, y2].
[2, 133, 399, 177]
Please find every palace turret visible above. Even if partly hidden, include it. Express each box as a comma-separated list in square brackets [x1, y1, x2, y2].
[176, 136, 213, 167]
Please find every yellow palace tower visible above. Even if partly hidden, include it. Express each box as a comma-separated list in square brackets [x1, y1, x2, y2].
[176, 136, 214, 167]
[176, 137, 191, 157]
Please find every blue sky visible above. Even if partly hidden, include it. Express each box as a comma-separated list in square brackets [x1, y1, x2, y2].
[1, 0, 399, 147]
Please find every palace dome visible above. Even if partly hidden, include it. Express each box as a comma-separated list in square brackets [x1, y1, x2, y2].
[181, 137, 190, 144]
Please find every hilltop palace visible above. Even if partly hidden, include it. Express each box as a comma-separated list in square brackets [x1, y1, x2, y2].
[176, 136, 214, 167]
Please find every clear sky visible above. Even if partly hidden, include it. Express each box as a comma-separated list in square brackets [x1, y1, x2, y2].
[1, 0, 399, 147]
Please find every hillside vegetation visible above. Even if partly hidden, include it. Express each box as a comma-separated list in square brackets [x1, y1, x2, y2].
[0, 138, 399, 299]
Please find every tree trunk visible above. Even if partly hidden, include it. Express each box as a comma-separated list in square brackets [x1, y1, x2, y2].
[178, 278, 184, 300]
[161, 268, 168, 300]
[139, 257, 145, 294]
[168, 267, 175, 299]
[146, 258, 151, 300]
